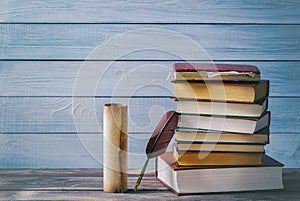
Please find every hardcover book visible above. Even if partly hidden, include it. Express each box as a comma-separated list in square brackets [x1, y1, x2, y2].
[175, 141, 265, 153]
[175, 127, 269, 144]
[177, 111, 270, 134]
[173, 144, 263, 166]
[173, 63, 260, 81]
[156, 152, 284, 195]
[173, 80, 269, 103]
[175, 98, 268, 118]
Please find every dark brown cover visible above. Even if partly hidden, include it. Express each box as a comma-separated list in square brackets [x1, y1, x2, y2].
[145, 111, 178, 158]
[174, 63, 260, 73]
[161, 152, 283, 171]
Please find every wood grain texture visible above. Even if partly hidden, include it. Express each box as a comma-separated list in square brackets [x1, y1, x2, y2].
[1, 0, 299, 170]
[0, 24, 299, 60]
[266, 135, 300, 168]
[1, 0, 299, 23]
[0, 170, 159, 191]
[0, 169, 299, 200]
[0, 133, 157, 169]
[0, 97, 175, 133]
[0, 97, 299, 133]
[0, 61, 299, 97]
[0, 133, 298, 168]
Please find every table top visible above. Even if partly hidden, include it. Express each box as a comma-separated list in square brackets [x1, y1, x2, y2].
[0, 168, 299, 200]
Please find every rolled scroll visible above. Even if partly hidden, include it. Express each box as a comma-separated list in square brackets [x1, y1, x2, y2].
[103, 104, 128, 193]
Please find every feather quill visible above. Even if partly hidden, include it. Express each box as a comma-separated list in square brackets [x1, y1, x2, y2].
[134, 111, 178, 191]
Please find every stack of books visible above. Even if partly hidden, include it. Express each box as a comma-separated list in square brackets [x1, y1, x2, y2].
[156, 63, 284, 195]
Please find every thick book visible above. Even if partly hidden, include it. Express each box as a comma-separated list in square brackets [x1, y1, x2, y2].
[175, 127, 269, 144]
[173, 63, 260, 81]
[156, 152, 284, 195]
[173, 145, 263, 166]
[175, 141, 265, 153]
[177, 111, 270, 134]
[175, 98, 268, 118]
[173, 80, 269, 103]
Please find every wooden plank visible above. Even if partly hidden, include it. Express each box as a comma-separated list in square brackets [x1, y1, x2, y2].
[1, 24, 299, 60]
[0, 169, 157, 191]
[0, 97, 298, 133]
[0, 97, 176, 133]
[0, 169, 298, 201]
[0, 133, 298, 168]
[0, 188, 298, 201]
[0, 133, 158, 169]
[0, 0, 299, 23]
[266, 135, 300, 168]
[0, 177, 162, 191]
[0, 61, 299, 97]
[0, 169, 105, 177]
[269, 98, 300, 134]
[0, 133, 100, 168]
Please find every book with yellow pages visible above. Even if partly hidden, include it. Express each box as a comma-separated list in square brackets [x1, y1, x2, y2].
[173, 80, 269, 103]
[172, 143, 263, 166]
[175, 98, 268, 118]
[175, 141, 265, 153]
[175, 127, 269, 144]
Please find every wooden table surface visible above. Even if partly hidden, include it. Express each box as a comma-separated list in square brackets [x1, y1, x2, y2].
[0, 169, 299, 200]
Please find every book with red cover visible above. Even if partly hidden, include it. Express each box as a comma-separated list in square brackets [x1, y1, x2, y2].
[156, 152, 284, 195]
[173, 63, 260, 81]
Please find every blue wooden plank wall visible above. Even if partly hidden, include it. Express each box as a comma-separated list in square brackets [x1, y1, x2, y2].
[0, 0, 299, 168]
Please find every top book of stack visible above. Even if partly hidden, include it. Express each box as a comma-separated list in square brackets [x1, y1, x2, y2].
[174, 63, 260, 82]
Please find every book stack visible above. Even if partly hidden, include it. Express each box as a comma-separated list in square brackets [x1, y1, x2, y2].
[156, 63, 283, 195]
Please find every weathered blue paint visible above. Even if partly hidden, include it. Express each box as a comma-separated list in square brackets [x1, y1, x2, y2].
[0, 0, 299, 168]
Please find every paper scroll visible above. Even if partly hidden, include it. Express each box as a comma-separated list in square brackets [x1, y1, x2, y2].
[103, 104, 128, 193]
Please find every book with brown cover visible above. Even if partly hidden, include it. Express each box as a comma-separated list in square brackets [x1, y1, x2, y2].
[175, 141, 265, 153]
[172, 143, 263, 166]
[156, 152, 284, 195]
[173, 63, 260, 81]
[173, 80, 269, 103]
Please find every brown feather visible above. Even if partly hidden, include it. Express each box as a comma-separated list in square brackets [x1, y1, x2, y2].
[134, 111, 178, 191]
[145, 111, 178, 158]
